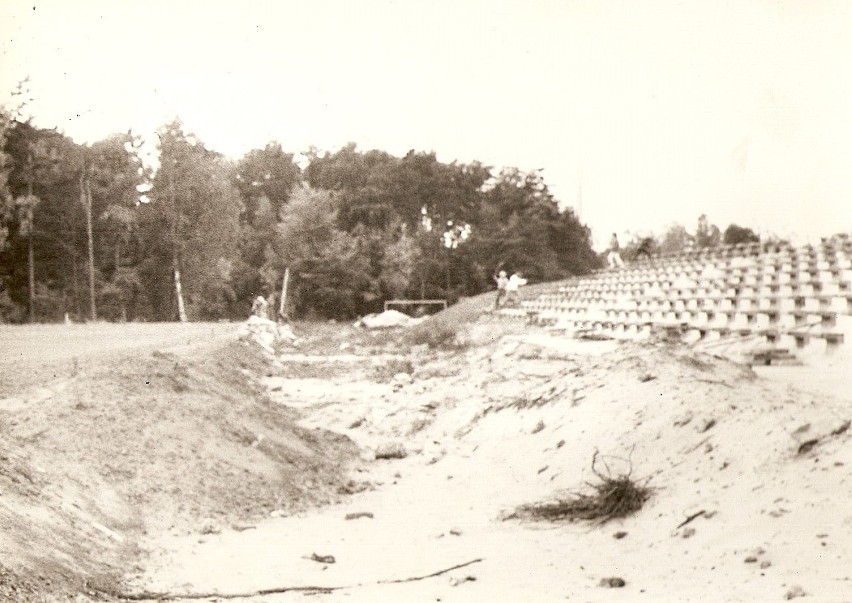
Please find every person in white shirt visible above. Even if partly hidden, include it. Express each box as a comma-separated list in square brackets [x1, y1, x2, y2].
[251, 294, 269, 319]
[505, 272, 527, 305]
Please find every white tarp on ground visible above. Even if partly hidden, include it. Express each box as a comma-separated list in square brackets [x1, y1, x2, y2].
[237, 315, 297, 353]
[354, 309, 424, 329]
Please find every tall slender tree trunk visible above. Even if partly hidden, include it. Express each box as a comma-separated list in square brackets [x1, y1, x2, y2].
[173, 259, 187, 322]
[81, 168, 97, 321]
[71, 254, 80, 318]
[278, 267, 290, 319]
[27, 210, 34, 322]
[26, 152, 35, 323]
[168, 171, 187, 323]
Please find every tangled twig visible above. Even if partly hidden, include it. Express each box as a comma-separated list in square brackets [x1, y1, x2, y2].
[514, 450, 651, 524]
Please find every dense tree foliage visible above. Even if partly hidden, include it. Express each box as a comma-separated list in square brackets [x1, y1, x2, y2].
[139, 120, 243, 321]
[723, 223, 760, 245]
[0, 115, 600, 322]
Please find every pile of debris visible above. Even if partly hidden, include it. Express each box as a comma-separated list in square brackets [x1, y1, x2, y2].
[237, 316, 298, 354]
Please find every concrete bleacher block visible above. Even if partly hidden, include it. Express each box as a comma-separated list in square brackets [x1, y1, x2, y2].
[709, 312, 729, 329]
[776, 284, 794, 298]
[611, 323, 627, 337]
[737, 297, 756, 312]
[702, 329, 722, 343]
[820, 281, 841, 296]
[755, 313, 773, 330]
[818, 270, 835, 285]
[634, 325, 652, 340]
[730, 313, 750, 329]
[778, 313, 797, 330]
[700, 297, 717, 311]
[819, 295, 847, 313]
[791, 311, 822, 327]
[690, 312, 710, 328]
[707, 287, 725, 300]
[682, 329, 704, 344]
[795, 283, 816, 297]
[803, 296, 821, 312]
[757, 295, 776, 312]
[776, 333, 797, 351]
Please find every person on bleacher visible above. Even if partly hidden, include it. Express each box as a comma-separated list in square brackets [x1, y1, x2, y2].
[607, 233, 625, 269]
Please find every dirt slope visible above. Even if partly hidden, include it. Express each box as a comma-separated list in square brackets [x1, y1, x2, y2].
[5, 315, 852, 601]
[0, 332, 357, 601]
[134, 321, 852, 601]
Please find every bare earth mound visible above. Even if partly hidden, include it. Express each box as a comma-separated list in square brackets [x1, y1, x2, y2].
[0, 333, 356, 601]
[4, 315, 852, 601]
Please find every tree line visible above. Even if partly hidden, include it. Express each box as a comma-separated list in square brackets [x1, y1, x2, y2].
[0, 108, 601, 323]
[619, 214, 765, 261]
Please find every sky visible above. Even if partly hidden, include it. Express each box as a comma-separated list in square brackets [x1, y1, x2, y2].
[1, 0, 851, 249]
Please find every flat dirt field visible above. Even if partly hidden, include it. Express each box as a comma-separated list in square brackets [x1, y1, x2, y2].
[2, 314, 852, 602]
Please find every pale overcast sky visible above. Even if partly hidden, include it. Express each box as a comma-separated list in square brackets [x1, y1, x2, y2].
[2, 0, 850, 248]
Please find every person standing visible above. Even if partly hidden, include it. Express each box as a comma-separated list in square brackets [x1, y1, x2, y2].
[251, 294, 269, 319]
[505, 272, 527, 306]
[493, 270, 509, 309]
[607, 233, 625, 269]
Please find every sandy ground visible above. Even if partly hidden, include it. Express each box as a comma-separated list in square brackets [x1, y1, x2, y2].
[0, 322, 237, 397]
[127, 323, 852, 602]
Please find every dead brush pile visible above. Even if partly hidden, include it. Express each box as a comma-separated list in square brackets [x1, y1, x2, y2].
[513, 451, 652, 524]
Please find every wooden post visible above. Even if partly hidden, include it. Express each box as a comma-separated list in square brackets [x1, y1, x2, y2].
[278, 267, 290, 318]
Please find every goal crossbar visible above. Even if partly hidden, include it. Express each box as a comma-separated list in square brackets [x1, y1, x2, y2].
[384, 299, 447, 312]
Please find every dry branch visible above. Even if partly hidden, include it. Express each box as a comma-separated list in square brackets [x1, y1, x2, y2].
[109, 558, 484, 601]
[676, 510, 705, 529]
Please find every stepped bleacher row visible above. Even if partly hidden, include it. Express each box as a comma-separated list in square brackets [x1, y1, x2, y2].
[507, 235, 852, 355]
